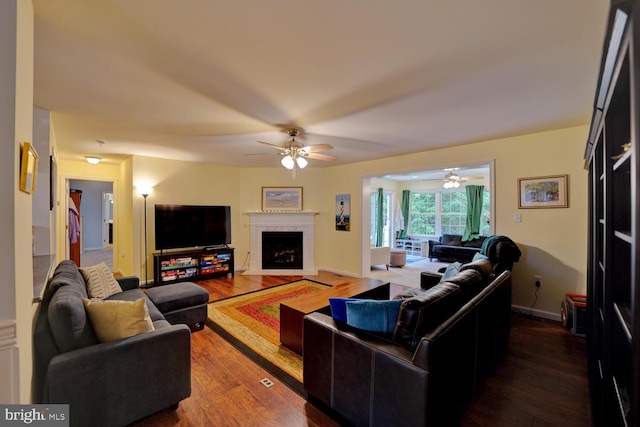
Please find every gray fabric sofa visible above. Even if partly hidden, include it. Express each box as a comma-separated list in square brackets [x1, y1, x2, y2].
[33, 260, 192, 427]
[303, 257, 512, 427]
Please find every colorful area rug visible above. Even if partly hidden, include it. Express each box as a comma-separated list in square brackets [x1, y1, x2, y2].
[206, 279, 330, 387]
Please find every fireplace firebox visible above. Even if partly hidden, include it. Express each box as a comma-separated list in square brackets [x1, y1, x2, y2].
[262, 231, 303, 270]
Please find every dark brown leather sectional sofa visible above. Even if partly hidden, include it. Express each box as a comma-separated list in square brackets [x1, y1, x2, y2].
[303, 258, 512, 427]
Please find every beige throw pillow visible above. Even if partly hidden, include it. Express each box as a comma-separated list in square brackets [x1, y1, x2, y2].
[80, 262, 123, 299]
[83, 298, 154, 342]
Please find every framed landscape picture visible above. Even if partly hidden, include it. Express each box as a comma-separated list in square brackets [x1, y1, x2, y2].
[518, 174, 568, 208]
[262, 187, 303, 211]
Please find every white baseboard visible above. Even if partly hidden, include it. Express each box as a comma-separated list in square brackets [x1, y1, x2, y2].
[511, 304, 561, 322]
[0, 320, 19, 403]
[316, 266, 362, 278]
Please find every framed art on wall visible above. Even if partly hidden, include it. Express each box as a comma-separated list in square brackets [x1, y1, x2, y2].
[262, 187, 303, 211]
[518, 174, 568, 208]
[20, 142, 39, 194]
[336, 194, 350, 231]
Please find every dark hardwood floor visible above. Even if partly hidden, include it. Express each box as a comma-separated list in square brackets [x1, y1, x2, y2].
[133, 272, 590, 427]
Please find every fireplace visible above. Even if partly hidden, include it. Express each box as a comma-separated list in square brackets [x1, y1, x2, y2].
[262, 231, 303, 269]
[243, 211, 317, 275]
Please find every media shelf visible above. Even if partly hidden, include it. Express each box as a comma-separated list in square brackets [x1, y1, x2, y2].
[395, 238, 427, 257]
[153, 247, 234, 286]
[585, 3, 640, 426]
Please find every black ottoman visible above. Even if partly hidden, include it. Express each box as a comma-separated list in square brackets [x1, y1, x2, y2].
[145, 282, 209, 331]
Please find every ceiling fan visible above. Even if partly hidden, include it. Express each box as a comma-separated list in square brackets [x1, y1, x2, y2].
[256, 128, 336, 176]
[442, 169, 485, 188]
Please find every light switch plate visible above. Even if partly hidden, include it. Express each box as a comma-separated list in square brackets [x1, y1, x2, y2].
[514, 213, 522, 223]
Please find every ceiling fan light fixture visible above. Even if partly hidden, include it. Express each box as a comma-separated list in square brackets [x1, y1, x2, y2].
[281, 155, 295, 169]
[296, 156, 308, 169]
[443, 171, 461, 189]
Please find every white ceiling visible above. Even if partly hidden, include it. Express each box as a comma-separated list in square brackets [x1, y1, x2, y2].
[32, 0, 609, 168]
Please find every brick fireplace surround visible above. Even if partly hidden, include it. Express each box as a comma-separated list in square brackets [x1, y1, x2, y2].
[243, 212, 317, 275]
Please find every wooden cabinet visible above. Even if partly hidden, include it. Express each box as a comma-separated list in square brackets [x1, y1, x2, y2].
[585, 2, 639, 425]
[153, 247, 234, 285]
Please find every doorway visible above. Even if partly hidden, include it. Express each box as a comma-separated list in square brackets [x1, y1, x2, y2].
[67, 179, 114, 270]
[361, 161, 494, 275]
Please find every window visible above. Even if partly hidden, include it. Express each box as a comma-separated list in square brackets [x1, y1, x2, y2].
[409, 192, 436, 235]
[408, 189, 491, 238]
[441, 192, 467, 235]
[370, 191, 392, 246]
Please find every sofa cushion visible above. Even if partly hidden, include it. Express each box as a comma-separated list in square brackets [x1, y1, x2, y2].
[80, 262, 123, 299]
[329, 297, 359, 323]
[460, 258, 493, 280]
[144, 282, 210, 313]
[48, 282, 98, 353]
[393, 287, 424, 299]
[392, 282, 462, 350]
[441, 234, 462, 246]
[46, 260, 86, 297]
[442, 269, 484, 299]
[461, 236, 486, 248]
[440, 262, 463, 282]
[345, 299, 403, 335]
[472, 252, 489, 262]
[83, 298, 155, 343]
[106, 289, 165, 321]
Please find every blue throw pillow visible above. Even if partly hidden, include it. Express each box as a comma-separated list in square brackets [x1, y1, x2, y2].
[345, 299, 404, 335]
[329, 298, 359, 323]
[472, 252, 489, 262]
[439, 261, 463, 282]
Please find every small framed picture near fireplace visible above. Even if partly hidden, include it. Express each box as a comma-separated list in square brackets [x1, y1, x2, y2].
[262, 187, 303, 211]
[336, 194, 350, 231]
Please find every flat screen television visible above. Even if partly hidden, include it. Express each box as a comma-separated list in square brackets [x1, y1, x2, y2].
[154, 204, 231, 250]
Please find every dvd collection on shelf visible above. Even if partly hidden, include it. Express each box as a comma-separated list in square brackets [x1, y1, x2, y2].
[155, 248, 234, 285]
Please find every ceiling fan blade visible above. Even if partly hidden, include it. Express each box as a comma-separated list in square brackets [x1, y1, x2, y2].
[306, 152, 337, 162]
[300, 144, 334, 153]
[257, 141, 284, 150]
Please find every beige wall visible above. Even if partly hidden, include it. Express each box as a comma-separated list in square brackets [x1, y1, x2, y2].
[55, 124, 587, 318]
[316, 125, 588, 315]
[15, 0, 34, 404]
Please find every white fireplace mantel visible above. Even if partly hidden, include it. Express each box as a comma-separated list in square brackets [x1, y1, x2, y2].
[243, 211, 318, 275]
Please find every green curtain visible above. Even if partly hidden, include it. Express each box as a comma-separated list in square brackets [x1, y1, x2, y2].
[398, 190, 410, 239]
[375, 188, 384, 247]
[463, 185, 484, 241]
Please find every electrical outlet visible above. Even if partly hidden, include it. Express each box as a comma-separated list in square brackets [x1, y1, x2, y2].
[534, 275, 542, 287]
[260, 378, 274, 388]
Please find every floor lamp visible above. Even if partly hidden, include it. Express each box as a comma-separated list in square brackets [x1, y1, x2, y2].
[137, 186, 153, 286]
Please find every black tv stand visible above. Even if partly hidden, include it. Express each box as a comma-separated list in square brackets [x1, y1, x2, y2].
[205, 245, 229, 251]
[153, 247, 234, 286]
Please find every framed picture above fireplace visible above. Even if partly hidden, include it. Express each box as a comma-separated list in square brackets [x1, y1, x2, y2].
[262, 187, 303, 211]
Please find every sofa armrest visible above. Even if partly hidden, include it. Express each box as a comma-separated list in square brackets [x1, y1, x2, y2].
[47, 324, 191, 426]
[420, 271, 442, 289]
[428, 240, 439, 257]
[116, 275, 140, 291]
